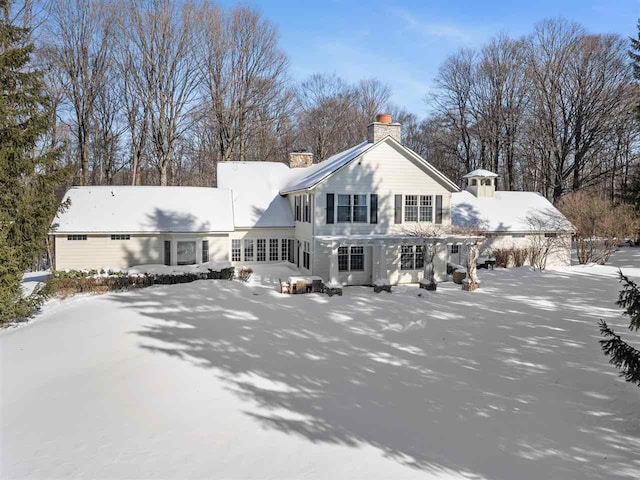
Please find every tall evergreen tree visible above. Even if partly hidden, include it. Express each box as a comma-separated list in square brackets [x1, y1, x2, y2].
[599, 271, 640, 386]
[0, 0, 70, 322]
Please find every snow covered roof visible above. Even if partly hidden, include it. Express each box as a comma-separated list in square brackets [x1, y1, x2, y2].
[463, 169, 499, 178]
[281, 141, 372, 193]
[451, 190, 575, 233]
[53, 186, 234, 233]
[217, 162, 295, 228]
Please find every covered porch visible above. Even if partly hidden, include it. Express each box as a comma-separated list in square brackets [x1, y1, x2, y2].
[315, 234, 483, 287]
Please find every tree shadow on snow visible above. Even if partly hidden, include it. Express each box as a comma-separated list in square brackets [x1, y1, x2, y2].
[108, 266, 640, 480]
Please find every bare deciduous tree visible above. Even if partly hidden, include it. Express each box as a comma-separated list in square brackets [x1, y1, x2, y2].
[197, 3, 290, 163]
[122, 0, 198, 186]
[47, 0, 114, 185]
[559, 190, 639, 264]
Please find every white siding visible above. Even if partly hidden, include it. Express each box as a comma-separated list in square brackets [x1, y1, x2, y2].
[313, 142, 454, 237]
[55, 234, 163, 270]
[54, 234, 229, 271]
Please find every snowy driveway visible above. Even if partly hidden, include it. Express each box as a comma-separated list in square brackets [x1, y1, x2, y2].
[2, 254, 640, 479]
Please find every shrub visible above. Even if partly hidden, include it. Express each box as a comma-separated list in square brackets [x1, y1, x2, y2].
[559, 190, 639, 264]
[42, 275, 154, 297]
[512, 248, 528, 267]
[237, 267, 253, 282]
[42, 267, 236, 297]
[492, 248, 513, 268]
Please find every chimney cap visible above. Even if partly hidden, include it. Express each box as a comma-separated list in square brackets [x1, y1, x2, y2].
[375, 113, 392, 124]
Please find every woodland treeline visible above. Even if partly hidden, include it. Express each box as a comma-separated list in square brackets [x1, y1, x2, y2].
[21, 1, 640, 203]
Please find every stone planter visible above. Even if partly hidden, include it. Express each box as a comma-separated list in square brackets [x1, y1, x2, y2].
[452, 269, 466, 284]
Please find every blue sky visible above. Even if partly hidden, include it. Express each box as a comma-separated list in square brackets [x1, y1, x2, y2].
[218, 0, 639, 117]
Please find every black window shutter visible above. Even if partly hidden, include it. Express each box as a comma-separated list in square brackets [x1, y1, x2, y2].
[370, 194, 378, 224]
[394, 195, 402, 224]
[326, 193, 334, 224]
[435, 195, 443, 224]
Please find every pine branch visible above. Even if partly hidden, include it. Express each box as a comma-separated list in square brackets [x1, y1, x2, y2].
[616, 270, 640, 331]
[599, 320, 640, 386]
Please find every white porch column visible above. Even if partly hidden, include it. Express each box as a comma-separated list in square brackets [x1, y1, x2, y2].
[433, 242, 448, 282]
[378, 241, 388, 281]
[329, 242, 339, 285]
[423, 242, 434, 284]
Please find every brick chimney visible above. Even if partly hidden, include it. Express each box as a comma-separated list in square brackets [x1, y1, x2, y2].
[288, 151, 313, 168]
[367, 113, 401, 143]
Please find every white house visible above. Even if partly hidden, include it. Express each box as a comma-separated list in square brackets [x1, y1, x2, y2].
[51, 114, 573, 284]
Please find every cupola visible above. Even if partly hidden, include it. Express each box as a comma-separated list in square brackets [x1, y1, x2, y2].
[463, 169, 498, 198]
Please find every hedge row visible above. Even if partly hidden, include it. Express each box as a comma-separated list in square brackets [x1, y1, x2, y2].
[43, 267, 235, 297]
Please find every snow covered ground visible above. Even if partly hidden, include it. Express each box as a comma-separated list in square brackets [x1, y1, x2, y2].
[2, 251, 640, 479]
[20, 270, 50, 297]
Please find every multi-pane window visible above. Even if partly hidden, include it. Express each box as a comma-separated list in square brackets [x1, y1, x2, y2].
[353, 195, 367, 223]
[338, 246, 349, 272]
[512, 233, 525, 238]
[338, 246, 364, 272]
[202, 240, 209, 262]
[67, 234, 87, 241]
[244, 239, 254, 262]
[349, 246, 364, 271]
[450, 244, 460, 254]
[110, 234, 130, 240]
[400, 245, 415, 270]
[404, 195, 418, 222]
[281, 239, 288, 261]
[419, 196, 433, 222]
[337, 194, 351, 222]
[270, 239, 279, 261]
[544, 233, 558, 238]
[303, 241, 310, 269]
[257, 239, 266, 261]
[337, 194, 367, 223]
[415, 245, 425, 269]
[231, 239, 241, 262]
[400, 245, 425, 270]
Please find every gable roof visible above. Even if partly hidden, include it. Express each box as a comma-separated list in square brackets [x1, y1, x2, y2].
[281, 137, 459, 193]
[217, 161, 295, 228]
[281, 141, 372, 194]
[53, 186, 234, 233]
[463, 169, 498, 178]
[451, 190, 575, 233]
